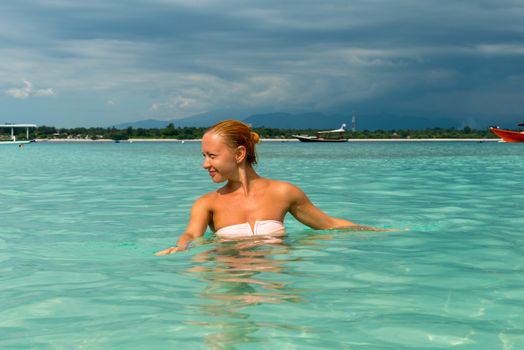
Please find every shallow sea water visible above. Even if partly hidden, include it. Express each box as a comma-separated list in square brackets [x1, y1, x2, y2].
[1, 141, 523, 349]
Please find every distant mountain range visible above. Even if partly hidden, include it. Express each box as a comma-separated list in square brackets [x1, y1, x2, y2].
[112, 111, 459, 131]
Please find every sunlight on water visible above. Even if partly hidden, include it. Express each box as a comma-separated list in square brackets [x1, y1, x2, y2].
[1, 141, 523, 349]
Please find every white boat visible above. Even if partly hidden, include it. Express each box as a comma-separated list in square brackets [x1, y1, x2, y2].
[293, 123, 348, 142]
[0, 123, 37, 145]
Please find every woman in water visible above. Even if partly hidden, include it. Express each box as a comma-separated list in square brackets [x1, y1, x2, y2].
[156, 120, 380, 255]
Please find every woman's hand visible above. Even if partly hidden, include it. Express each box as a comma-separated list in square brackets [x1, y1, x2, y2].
[330, 224, 393, 232]
[155, 246, 185, 256]
[155, 195, 211, 256]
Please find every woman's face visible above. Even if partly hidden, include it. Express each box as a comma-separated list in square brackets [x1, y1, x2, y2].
[201, 132, 238, 183]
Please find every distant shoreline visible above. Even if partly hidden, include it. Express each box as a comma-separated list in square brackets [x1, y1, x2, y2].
[36, 138, 500, 143]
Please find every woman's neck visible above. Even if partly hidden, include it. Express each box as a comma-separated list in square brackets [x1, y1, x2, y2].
[227, 164, 260, 195]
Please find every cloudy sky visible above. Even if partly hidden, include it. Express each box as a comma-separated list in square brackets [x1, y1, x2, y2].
[1, 0, 523, 127]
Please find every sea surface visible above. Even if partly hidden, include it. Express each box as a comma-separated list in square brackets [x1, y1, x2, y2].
[1, 141, 523, 349]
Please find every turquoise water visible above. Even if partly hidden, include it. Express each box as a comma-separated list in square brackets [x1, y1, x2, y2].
[1, 141, 523, 349]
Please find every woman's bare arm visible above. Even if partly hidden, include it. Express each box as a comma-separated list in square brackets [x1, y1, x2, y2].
[286, 184, 384, 231]
[155, 195, 212, 255]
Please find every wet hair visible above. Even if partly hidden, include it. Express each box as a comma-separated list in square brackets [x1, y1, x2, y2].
[206, 120, 260, 165]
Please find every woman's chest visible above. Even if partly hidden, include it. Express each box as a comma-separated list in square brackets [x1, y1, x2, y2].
[211, 191, 288, 222]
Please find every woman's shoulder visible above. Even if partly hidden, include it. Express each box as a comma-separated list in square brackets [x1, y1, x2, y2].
[264, 178, 303, 196]
[193, 191, 218, 208]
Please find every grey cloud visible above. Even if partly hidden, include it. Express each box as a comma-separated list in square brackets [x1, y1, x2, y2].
[1, 0, 524, 127]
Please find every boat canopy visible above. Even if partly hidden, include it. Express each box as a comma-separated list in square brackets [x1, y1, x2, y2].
[317, 123, 346, 134]
[0, 123, 38, 142]
[0, 123, 37, 128]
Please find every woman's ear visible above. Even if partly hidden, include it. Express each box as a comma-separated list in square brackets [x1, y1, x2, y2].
[235, 146, 247, 163]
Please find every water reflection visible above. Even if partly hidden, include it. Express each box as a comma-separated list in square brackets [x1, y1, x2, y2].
[184, 236, 308, 349]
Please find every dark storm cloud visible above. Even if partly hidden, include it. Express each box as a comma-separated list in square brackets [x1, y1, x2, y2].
[1, 0, 523, 127]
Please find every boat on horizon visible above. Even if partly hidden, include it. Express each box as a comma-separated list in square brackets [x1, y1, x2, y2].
[489, 123, 524, 143]
[0, 123, 37, 145]
[293, 123, 349, 142]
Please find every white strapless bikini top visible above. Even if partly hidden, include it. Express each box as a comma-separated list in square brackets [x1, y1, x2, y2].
[215, 220, 285, 238]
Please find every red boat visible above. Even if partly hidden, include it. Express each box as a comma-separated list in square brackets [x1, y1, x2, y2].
[489, 123, 524, 142]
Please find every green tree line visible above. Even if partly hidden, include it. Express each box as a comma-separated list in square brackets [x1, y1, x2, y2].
[1, 124, 498, 140]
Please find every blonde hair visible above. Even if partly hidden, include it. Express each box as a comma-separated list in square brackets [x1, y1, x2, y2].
[206, 120, 260, 165]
